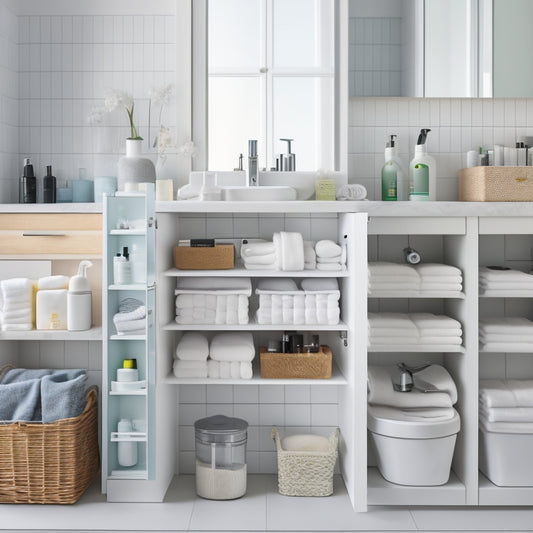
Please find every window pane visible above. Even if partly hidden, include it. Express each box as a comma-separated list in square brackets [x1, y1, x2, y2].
[208, 77, 263, 170]
[272, 76, 334, 171]
[273, 0, 334, 69]
[208, 0, 263, 70]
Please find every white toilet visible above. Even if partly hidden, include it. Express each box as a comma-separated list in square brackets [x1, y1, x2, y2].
[368, 405, 461, 486]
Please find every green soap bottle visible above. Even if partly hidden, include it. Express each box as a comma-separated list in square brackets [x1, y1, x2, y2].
[381, 135, 404, 201]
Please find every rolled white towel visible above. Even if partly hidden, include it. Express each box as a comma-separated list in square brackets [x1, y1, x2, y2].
[219, 361, 231, 379]
[315, 240, 342, 258]
[240, 361, 253, 379]
[207, 359, 220, 379]
[243, 253, 277, 265]
[175, 332, 209, 361]
[173, 360, 208, 379]
[240, 240, 276, 257]
[209, 332, 255, 362]
[316, 255, 342, 264]
[38, 275, 69, 290]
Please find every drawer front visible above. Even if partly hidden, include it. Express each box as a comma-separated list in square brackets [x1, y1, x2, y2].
[0, 214, 102, 256]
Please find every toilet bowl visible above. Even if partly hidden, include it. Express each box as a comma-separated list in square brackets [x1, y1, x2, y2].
[368, 405, 460, 486]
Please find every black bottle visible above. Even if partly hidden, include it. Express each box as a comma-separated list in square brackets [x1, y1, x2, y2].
[43, 165, 57, 203]
[19, 158, 36, 203]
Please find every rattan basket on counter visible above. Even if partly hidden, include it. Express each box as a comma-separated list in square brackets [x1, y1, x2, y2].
[0, 387, 100, 504]
[271, 427, 339, 496]
[260, 345, 332, 379]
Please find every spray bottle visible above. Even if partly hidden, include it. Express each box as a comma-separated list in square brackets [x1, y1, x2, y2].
[67, 260, 93, 331]
[381, 135, 407, 201]
[409, 129, 436, 201]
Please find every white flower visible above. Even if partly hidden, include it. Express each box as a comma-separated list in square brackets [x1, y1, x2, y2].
[104, 89, 133, 113]
[149, 83, 174, 107]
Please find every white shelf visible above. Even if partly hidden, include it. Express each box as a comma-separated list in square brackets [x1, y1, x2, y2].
[164, 267, 349, 278]
[109, 470, 148, 480]
[368, 344, 465, 353]
[479, 291, 533, 297]
[164, 320, 348, 331]
[0, 326, 102, 341]
[110, 334, 147, 340]
[109, 229, 147, 236]
[110, 389, 147, 396]
[479, 345, 533, 353]
[367, 467, 466, 506]
[478, 473, 533, 505]
[109, 283, 148, 291]
[163, 362, 347, 385]
[368, 291, 465, 299]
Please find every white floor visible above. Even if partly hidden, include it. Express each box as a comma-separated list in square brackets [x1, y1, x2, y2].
[2, 475, 533, 533]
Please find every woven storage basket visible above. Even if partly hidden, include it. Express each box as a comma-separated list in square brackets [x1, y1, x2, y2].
[260, 346, 332, 379]
[458, 166, 533, 201]
[271, 427, 339, 496]
[0, 387, 99, 504]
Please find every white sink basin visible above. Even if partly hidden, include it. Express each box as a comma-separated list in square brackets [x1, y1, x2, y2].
[221, 185, 297, 201]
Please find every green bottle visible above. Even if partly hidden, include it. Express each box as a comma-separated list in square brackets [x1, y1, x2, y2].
[381, 161, 398, 201]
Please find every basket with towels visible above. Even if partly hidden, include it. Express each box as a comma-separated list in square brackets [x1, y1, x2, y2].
[0, 366, 99, 504]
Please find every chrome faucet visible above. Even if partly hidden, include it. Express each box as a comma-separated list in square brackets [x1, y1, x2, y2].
[248, 140, 258, 186]
[392, 362, 433, 392]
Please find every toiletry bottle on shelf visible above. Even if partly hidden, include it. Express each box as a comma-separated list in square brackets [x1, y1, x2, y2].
[43, 165, 56, 203]
[67, 260, 93, 331]
[19, 158, 36, 203]
[279, 138, 296, 171]
[117, 418, 138, 467]
[114, 247, 132, 285]
[409, 129, 436, 201]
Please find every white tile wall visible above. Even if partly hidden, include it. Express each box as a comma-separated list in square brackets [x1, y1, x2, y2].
[348, 96, 533, 201]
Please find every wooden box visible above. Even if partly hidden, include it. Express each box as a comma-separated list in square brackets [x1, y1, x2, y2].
[260, 346, 332, 379]
[173, 244, 234, 270]
[458, 166, 533, 202]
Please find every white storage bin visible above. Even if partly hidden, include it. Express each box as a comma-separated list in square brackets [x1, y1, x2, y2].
[479, 428, 533, 486]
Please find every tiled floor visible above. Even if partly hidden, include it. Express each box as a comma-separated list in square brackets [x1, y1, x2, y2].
[2, 475, 533, 532]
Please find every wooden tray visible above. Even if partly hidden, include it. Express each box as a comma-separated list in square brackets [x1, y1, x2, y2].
[260, 345, 332, 379]
[173, 244, 234, 270]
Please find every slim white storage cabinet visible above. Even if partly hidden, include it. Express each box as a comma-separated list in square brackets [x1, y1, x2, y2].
[102, 186, 171, 502]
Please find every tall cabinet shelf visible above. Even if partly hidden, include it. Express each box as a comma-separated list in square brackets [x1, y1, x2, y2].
[102, 187, 172, 502]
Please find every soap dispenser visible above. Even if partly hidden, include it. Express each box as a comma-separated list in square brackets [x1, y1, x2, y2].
[43, 165, 57, 203]
[67, 260, 93, 331]
[279, 138, 296, 171]
[19, 158, 37, 203]
[409, 129, 436, 201]
[381, 135, 407, 201]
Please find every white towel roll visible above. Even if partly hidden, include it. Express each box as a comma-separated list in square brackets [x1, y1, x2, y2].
[209, 332, 255, 362]
[219, 361, 231, 379]
[315, 240, 342, 258]
[173, 360, 208, 378]
[207, 360, 220, 379]
[240, 361, 253, 379]
[176, 332, 209, 361]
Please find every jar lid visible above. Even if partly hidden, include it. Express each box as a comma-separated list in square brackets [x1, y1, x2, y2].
[194, 414, 248, 444]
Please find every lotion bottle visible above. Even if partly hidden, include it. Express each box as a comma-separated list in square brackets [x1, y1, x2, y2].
[19, 158, 37, 203]
[67, 260, 93, 331]
[117, 418, 138, 467]
[409, 129, 436, 201]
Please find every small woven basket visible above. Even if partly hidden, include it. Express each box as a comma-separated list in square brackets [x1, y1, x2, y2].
[271, 427, 339, 497]
[260, 346, 332, 379]
[0, 387, 100, 504]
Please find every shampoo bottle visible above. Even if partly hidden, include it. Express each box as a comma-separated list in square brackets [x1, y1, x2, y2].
[381, 135, 405, 201]
[409, 129, 436, 201]
[43, 165, 57, 203]
[67, 260, 93, 331]
[19, 158, 37, 203]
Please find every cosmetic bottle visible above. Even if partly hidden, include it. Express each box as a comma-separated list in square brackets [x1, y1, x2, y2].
[67, 260, 93, 331]
[117, 358, 139, 382]
[117, 418, 138, 467]
[408, 129, 436, 201]
[19, 158, 37, 203]
[381, 135, 406, 201]
[43, 165, 57, 203]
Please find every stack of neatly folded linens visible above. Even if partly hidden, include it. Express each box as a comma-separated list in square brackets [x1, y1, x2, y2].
[0, 277, 34, 331]
[255, 279, 304, 325]
[301, 277, 340, 325]
[479, 267, 533, 296]
[240, 232, 306, 271]
[414, 263, 462, 292]
[240, 239, 277, 270]
[113, 297, 147, 335]
[479, 379, 533, 433]
[368, 312, 462, 349]
[315, 240, 346, 271]
[479, 317, 533, 351]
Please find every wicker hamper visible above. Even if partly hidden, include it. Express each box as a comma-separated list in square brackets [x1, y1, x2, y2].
[0, 387, 100, 504]
[271, 427, 339, 497]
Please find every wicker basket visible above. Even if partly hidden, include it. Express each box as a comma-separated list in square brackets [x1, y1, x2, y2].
[260, 345, 332, 379]
[271, 427, 339, 496]
[0, 387, 100, 504]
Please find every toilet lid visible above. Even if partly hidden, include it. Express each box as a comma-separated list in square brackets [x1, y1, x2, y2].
[368, 405, 461, 439]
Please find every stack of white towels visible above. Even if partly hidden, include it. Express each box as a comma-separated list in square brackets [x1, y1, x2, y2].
[368, 364, 458, 419]
[175, 277, 251, 325]
[173, 331, 254, 380]
[368, 262, 463, 295]
[301, 278, 340, 325]
[368, 312, 463, 349]
[0, 278, 34, 331]
[479, 317, 533, 351]
[113, 298, 148, 335]
[480, 379, 533, 434]
[315, 240, 346, 271]
[479, 267, 533, 296]
[240, 235, 345, 271]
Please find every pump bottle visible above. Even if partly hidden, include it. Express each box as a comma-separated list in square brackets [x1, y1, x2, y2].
[409, 129, 436, 201]
[43, 165, 57, 203]
[19, 158, 37, 203]
[381, 135, 407, 201]
[67, 260, 93, 331]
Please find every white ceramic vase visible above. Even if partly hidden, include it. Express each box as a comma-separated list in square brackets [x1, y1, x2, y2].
[117, 139, 156, 191]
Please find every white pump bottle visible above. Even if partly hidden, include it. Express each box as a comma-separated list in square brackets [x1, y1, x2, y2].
[67, 260, 93, 331]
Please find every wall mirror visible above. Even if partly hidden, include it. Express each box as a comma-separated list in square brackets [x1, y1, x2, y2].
[349, 0, 533, 98]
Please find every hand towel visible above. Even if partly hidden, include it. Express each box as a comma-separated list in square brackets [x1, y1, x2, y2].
[243, 253, 278, 265]
[113, 305, 147, 322]
[274, 231, 305, 271]
[479, 405, 533, 423]
[175, 332, 209, 361]
[175, 276, 252, 296]
[479, 317, 533, 335]
[367, 365, 454, 408]
[315, 240, 342, 258]
[114, 318, 146, 334]
[240, 240, 276, 257]
[479, 379, 533, 407]
[256, 278, 300, 293]
[209, 332, 255, 362]
[368, 262, 419, 279]
[479, 267, 533, 282]
[1, 278, 33, 298]
[173, 360, 208, 378]
[411, 313, 462, 331]
[37, 275, 69, 290]
[414, 263, 462, 277]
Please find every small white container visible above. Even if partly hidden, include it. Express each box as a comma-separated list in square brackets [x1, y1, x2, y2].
[479, 428, 533, 486]
[368, 406, 460, 486]
[117, 418, 138, 467]
[67, 260, 93, 331]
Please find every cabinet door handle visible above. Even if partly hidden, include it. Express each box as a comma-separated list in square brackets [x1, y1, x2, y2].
[22, 231, 67, 236]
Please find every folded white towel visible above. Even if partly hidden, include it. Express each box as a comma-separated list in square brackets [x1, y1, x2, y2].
[2, 308, 32, 321]
[480, 379, 533, 407]
[114, 318, 146, 334]
[480, 333, 533, 343]
[219, 361, 231, 379]
[368, 336, 420, 345]
[316, 255, 342, 264]
[256, 278, 300, 293]
[207, 359, 220, 379]
[479, 405, 533, 423]
[175, 332, 209, 361]
[301, 278, 339, 292]
[479, 317, 533, 335]
[274, 231, 305, 271]
[418, 336, 463, 345]
[113, 305, 146, 323]
[368, 312, 418, 330]
[479, 415, 533, 434]
[38, 275, 69, 290]
[480, 281, 533, 290]
[243, 262, 277, 270]
[1, 278, 33, 298]
[173, 360, 208, 379]
[240, 240, 276, 257]
[1, 323, 32, 331]
[2, 299, 32, 312]
[317, 263, 343, 271]
[315, 240, 342, 258]
[368, 326, 420, 337]
[368, 281, 420, 291]
[175, 277, 252, 296]
[414, 263, 462, 277]
[481, 342, 533, 352]
[368, 262, 420, 279]
[243, 253, 277, 265]
[367, 365, 455, 408]
[479, 267, 533, 282]
[175, 294, 217, 309]
[420, 283, 463, 291]
[411, 313, 462, 331]
[209, 332, 255, 362]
